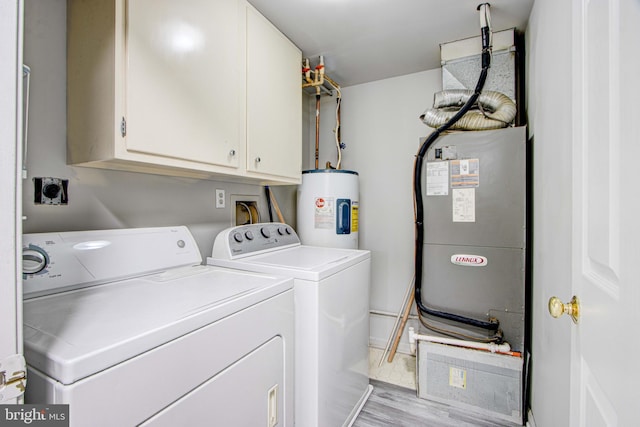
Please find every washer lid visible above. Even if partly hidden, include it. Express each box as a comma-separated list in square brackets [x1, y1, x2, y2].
[208, 246, 370, 281]
[23, 266, 292, 385]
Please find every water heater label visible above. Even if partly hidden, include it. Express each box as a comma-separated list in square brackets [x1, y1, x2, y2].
[450, 254, 488, 267]
[351, 202, 359, 232]
[313, 197, 335, 229]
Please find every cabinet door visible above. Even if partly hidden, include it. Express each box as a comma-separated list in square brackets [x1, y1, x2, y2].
[246, 7, 301, 180]
[125, 0, 242, 169]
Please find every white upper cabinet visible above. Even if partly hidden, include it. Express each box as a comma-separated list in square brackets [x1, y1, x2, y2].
[125, 0, 242, 169]
[246, 6, 302, 182]
[67, 0, 301, 184]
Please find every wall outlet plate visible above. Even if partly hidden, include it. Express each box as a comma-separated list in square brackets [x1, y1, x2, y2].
[215, 189, 225, 208]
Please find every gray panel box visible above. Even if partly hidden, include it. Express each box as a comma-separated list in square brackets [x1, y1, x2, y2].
[417, 341, 523, 425]
[420, 126, 527, 351]
[423, 244, 525, 351]
[424, 127, 526, 249]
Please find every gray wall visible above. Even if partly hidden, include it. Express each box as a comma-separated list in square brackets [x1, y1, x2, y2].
[310, 70, 441, 353]
[23, 0, 299, 262]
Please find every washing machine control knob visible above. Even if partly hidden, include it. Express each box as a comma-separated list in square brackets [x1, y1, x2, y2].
[260, 227, 271, 238]
[233, 232, 244, 243]
[277, 226, 291, 236]
[245, 231, 254, 241]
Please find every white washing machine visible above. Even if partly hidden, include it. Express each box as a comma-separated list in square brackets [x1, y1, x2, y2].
[208, 223, 372, 427]
[22, 226, 294, 427]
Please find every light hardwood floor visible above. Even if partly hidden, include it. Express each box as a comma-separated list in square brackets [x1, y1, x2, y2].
[358, 348, 522, 426]
[353, 379, 521, 427]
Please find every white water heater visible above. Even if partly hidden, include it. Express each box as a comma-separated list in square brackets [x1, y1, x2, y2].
[297, 169, 359, 249]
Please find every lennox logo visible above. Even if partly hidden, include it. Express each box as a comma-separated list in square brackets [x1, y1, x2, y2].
[450, 254, 488, 267]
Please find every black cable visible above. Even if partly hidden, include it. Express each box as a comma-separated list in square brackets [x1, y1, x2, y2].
[413, 5, 499, 332]
[265, 186, 274, 223]
[418, 312, 502, 343]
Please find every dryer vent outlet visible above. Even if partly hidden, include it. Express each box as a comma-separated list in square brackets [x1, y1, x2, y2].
[235, 201, 259, 225]
[231, 194, 261, 226]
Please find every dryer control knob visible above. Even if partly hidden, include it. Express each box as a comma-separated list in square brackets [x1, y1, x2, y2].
[233, 232, 244, 243]
[260, 227, 271, 238]
[245, 231, 254, 241]
[277, 226, 291, 236]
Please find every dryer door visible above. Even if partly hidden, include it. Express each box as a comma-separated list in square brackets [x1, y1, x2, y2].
[140, 336, 285, 426]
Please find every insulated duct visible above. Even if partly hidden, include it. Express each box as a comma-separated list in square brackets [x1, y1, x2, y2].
[420, 89, 516, 130]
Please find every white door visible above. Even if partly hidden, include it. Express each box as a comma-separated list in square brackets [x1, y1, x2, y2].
[566, 0, 640, 425]
[0, 0, 24, 405]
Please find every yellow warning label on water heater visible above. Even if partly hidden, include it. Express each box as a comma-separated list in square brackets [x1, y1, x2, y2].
[351, 203, 359, 232]
[449, 366, 467, 389]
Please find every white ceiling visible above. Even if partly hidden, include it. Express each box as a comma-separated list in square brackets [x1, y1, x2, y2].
[247, 0, 534, 87]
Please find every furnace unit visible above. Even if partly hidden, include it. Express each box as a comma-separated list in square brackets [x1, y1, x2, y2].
[416, 126, 527, 424]
[420, 126, 526, 350]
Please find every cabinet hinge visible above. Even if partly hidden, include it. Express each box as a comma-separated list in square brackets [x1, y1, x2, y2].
[0, 354, 27, 402]
[121, 117, 127, 137]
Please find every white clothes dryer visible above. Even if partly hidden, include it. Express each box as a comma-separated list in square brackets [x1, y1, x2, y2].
[22, 226, 294, 427]
[208, 223, 372, 427]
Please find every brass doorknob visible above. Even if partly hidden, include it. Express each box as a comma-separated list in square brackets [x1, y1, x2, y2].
[548, 295, 580, 323]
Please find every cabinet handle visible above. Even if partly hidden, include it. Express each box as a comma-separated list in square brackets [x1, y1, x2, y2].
[229, 149, 236, 157]
[255, 157, 261, 163]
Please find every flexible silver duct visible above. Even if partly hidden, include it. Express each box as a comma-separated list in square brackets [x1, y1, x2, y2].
[420, 89, 516, 130]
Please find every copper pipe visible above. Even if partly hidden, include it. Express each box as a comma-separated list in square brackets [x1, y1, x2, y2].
[301, 56, 343, 170]
[315, 89, 321, 169]
[336, 94, 341, 169]
[323, 74, 340, 90]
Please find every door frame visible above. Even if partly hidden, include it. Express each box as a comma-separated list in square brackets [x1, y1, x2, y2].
[0, 0, 24, 404]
